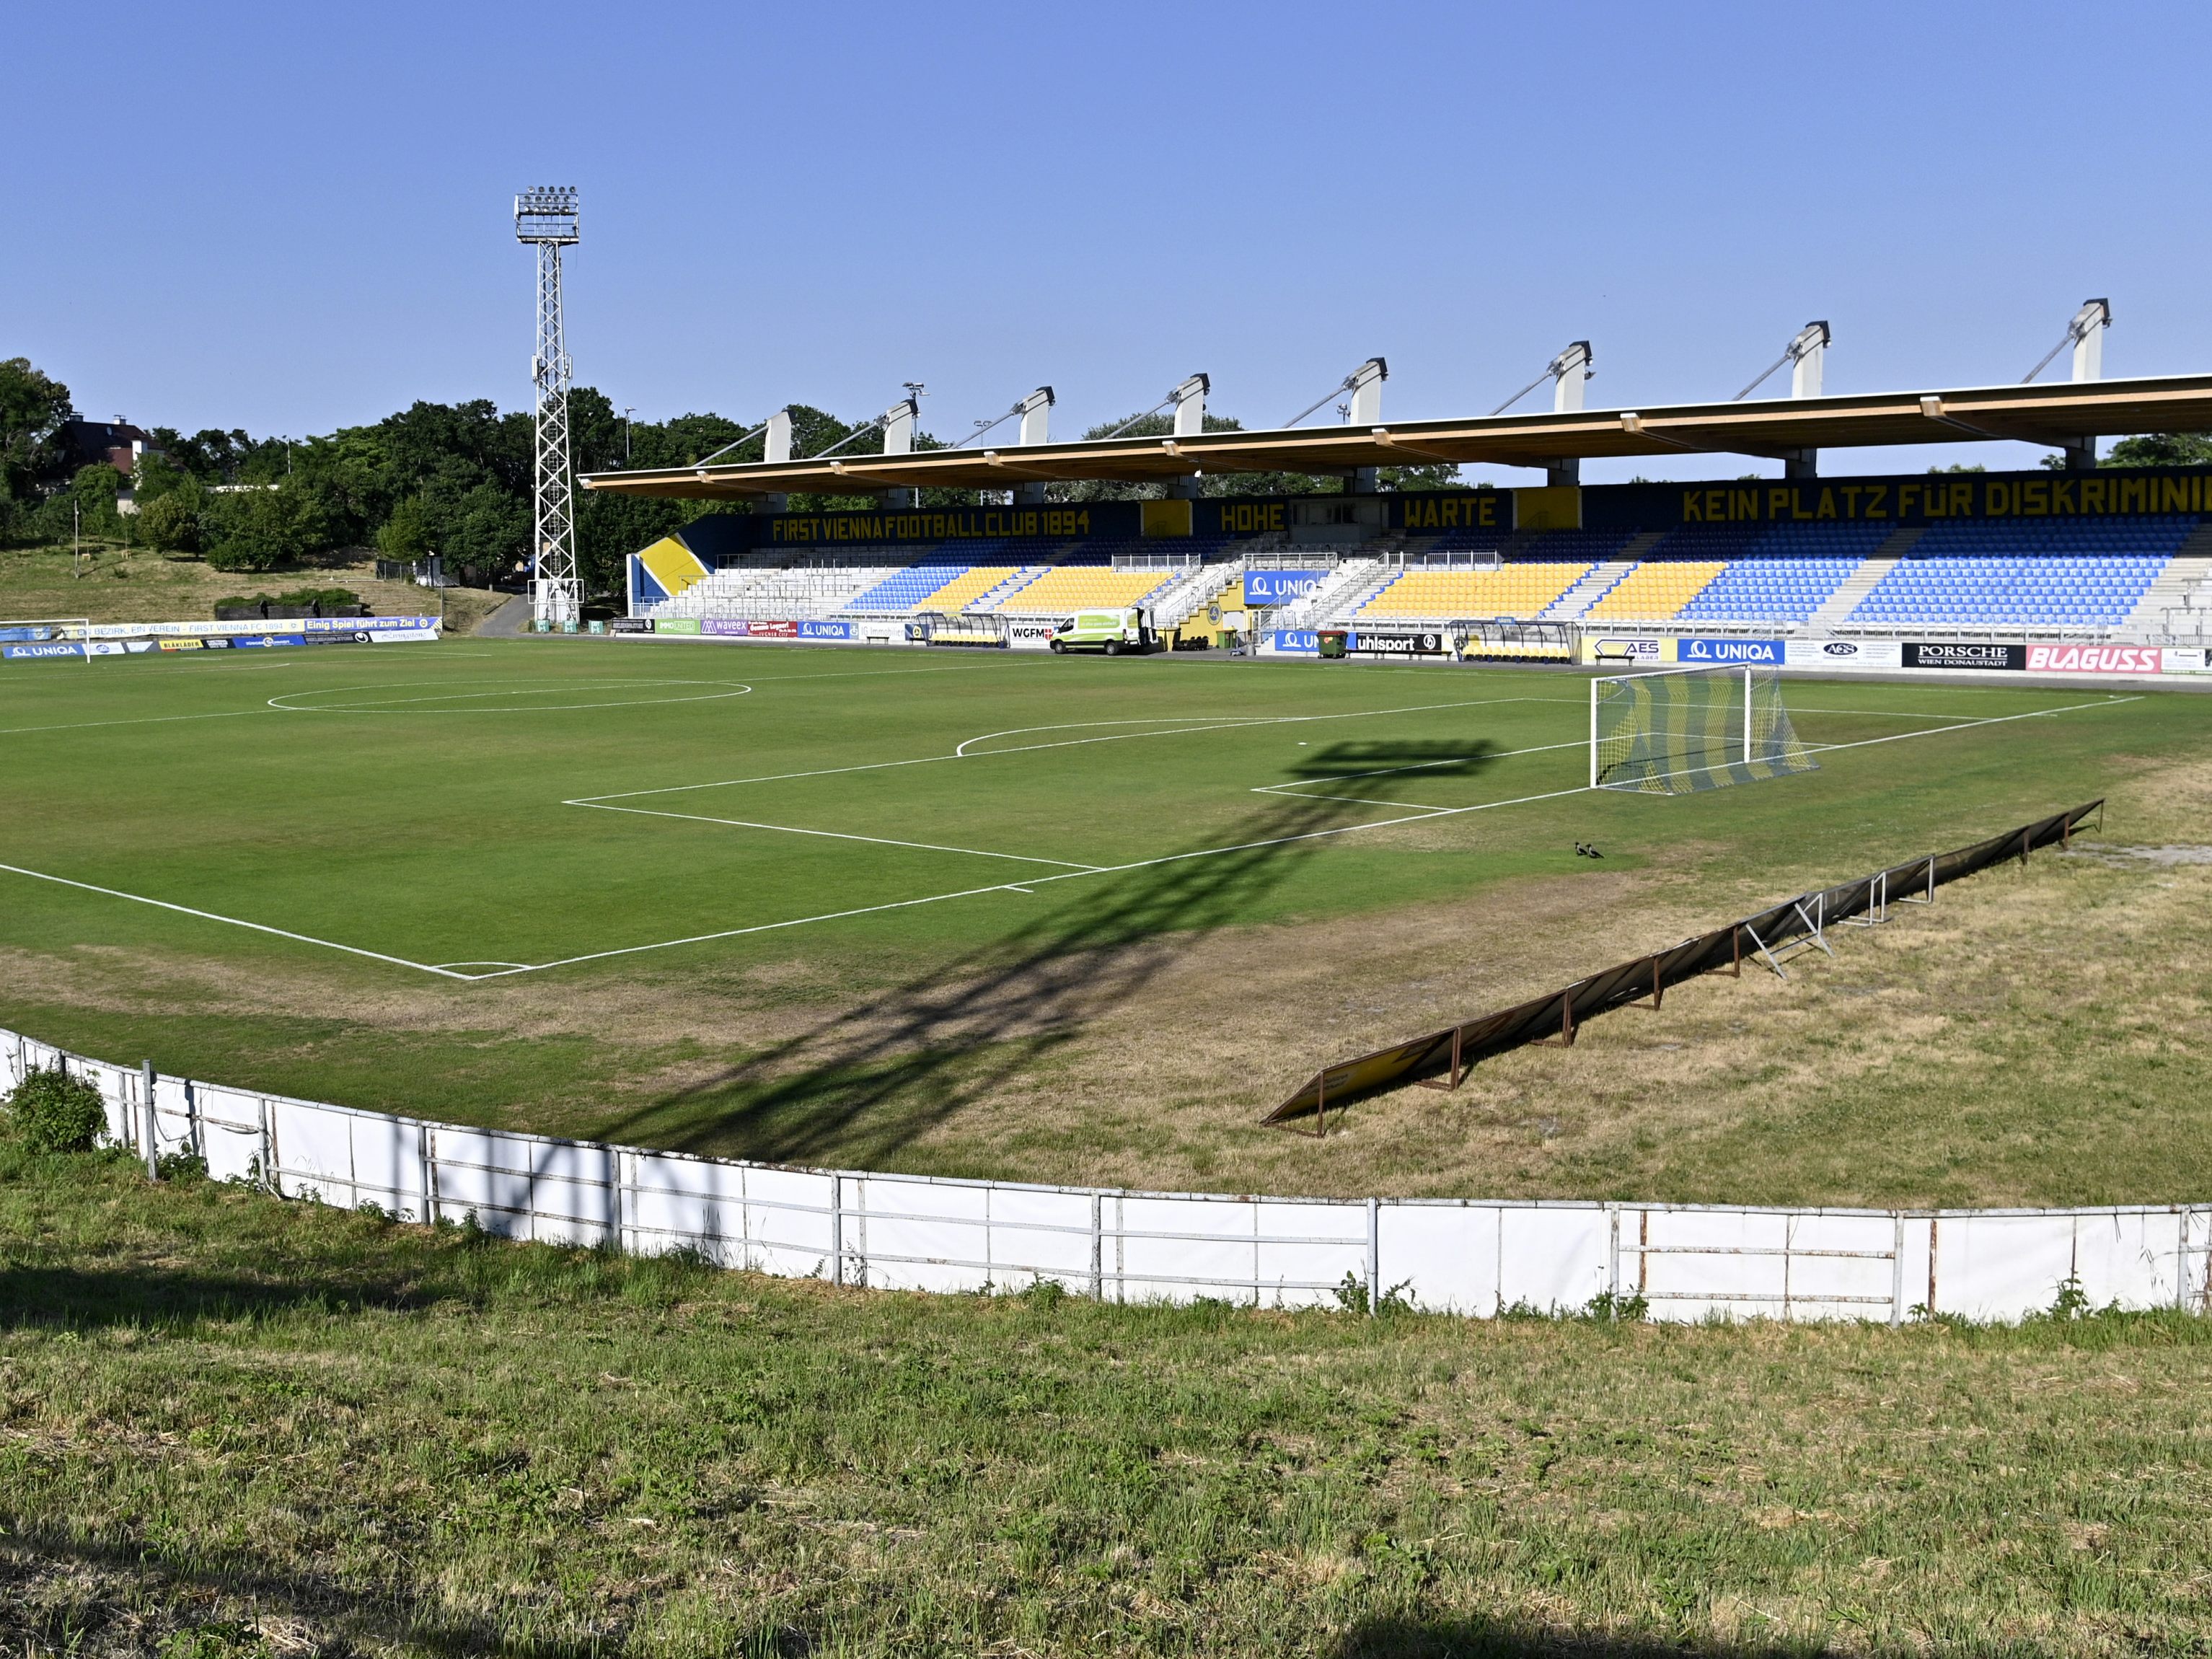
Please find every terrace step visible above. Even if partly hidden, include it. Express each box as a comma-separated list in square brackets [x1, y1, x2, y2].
[1810, 529, 1919, 628]
[1543, 534, 1666, 620]
[2125, 531, 2212, 638]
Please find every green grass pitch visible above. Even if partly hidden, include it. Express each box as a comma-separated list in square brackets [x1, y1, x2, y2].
[2, 637, 2206, 1200]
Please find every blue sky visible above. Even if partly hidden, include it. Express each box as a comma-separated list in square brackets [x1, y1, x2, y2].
[10, 1, 2207, 483]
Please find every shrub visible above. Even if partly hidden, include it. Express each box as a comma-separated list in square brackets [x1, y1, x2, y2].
[6, 1067, 109, 1153]
[276, 586, 360, 610]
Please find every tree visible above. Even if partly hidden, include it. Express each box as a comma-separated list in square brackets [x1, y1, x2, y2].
[139, 481, 203, 554]
[0, 356, 73, 522]
[202, 485, 326, 572]
[376, 494, 433, 561]
[71, 463, 124, 537]
[2103, 433, 2212, 468]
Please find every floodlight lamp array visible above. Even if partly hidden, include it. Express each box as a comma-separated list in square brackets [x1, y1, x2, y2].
[514, 185, 581, 244]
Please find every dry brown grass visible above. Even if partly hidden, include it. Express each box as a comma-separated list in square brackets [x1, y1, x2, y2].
[0, 542, 506, 632]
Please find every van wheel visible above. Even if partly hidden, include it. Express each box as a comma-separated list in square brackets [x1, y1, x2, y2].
[1049, 639, 1063, 653]
[1105, 641, 1122, 656]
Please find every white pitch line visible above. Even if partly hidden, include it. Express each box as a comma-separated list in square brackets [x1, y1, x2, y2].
[1797, 696, 2140, 754]
[0, 861, 472, 980]
[573, 801, 1105, 870]
[1254, 736, 1587, 792]
[576, 695, 1550, 803]
[0, 708, 276, 738]
[469, 780, 1608, 979]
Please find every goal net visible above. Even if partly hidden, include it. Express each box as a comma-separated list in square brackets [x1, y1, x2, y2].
[1590, 664, 1816, 793]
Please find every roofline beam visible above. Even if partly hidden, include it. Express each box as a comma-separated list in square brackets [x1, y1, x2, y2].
[578, 373, 2212, 499]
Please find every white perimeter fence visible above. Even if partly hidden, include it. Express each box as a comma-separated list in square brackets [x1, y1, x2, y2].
[9, 1025, 2208, 1325]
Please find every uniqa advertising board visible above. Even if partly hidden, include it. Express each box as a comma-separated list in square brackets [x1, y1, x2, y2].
[1243, 569, 1327, 606]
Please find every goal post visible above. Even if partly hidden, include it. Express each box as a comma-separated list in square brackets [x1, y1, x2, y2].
[0, 619, 94, 666]
[1590, 663, 1817, 794]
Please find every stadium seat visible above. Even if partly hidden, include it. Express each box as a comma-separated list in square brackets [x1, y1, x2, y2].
[1844, 516, 2190, 628]
[1582, 561, 1727, 620]
[1360, 563, 1592, 620]
[989, 566, 1180, 612]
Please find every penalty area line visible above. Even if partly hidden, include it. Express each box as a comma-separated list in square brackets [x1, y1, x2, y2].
[0, 861, 475, 981]
[1796, 695, 2141, 755]
[571, 801, 1106, 870]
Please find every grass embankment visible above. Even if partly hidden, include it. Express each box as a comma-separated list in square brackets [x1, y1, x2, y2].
[3, 1149, 2208, 1657]
[0, 540, 506, 631]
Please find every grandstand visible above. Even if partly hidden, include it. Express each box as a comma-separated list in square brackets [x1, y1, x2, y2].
[622, 498, 2212, 656]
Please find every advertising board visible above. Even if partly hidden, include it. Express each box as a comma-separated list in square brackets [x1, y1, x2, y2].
[700, 619, 748, 636]
[1264, 630, 1320, 656]
[749, 620, 799, 638]
[229, 634, 307, 648]
[799, 620, 852, 641]
[1678, 636, 1784, 666]
[1006, 619, 1059, 651]
[655, 617, 702, 635]
[2163, 647, 2212, 674]
[1582, 635, 1668, 666]
[1243, 569, 1327, 606]
[1349, 628, 1446, 656]
[612, 617, 656, 634]
[2023, 643, 2163, 676]
[1903, 641, 2024, 671]
[1784, 638, 1903, 670]
[2, 642, 87, 660]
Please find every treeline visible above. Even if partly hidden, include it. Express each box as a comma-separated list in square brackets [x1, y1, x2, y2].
[0, 353, 1473, 594]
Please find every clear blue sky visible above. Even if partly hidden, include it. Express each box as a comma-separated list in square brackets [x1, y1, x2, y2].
[11, 1, 2207, 483]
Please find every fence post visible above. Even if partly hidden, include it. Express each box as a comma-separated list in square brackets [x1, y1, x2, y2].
[1890, 1213, 1905, 1327]
[830, 1173, 845, 1287]
[1366, 1198, 1380, 1316]
[140, 1060, 159, 1179]
[1090, 1194, 1103, 1301]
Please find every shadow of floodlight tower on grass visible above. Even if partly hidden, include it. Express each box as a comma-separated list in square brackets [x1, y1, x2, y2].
[598, 738, 1502, 1170]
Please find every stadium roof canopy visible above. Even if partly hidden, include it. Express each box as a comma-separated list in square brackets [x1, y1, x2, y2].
[579, 372, 2212, 501]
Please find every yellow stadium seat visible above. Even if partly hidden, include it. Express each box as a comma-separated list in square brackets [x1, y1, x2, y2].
[918, 567, 1024, 610]
[990, 568, 1170, 613]
[1359, 564, 1590, 620]
[1582, 562, 1725, 620]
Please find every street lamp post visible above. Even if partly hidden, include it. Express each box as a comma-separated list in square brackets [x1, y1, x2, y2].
[623, 407, 634, 464]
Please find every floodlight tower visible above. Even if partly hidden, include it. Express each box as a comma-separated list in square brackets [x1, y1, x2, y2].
[515, 186, 582, 630]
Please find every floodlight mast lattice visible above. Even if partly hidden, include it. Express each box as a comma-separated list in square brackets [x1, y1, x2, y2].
[515, 186, 581, 631]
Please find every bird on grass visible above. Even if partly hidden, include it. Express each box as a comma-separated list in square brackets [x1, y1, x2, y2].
[1574, 842, 1604, 859]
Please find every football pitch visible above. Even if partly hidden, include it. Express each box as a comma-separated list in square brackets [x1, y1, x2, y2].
[4, 638, 2208, 1202]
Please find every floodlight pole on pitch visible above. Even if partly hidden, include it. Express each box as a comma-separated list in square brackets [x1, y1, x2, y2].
[516, 186, 582, 633]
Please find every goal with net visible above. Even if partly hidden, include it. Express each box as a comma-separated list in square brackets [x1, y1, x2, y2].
[0, 620, 94, 665]
[1589, 664, 1816, 793]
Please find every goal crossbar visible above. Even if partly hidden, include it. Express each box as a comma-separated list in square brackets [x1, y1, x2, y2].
[1589, 664, 1816, 794]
